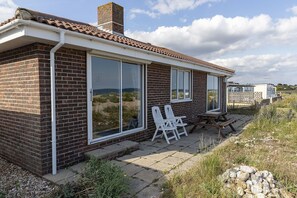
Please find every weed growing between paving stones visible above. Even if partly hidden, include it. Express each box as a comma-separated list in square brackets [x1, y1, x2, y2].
[163, 94, 297, 197]
[50, 158, 129, 198]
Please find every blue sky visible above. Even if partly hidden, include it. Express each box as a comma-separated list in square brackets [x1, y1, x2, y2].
[1, 0, 297, 84]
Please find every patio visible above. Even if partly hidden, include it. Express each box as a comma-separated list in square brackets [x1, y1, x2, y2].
[44, 114, 253, 197]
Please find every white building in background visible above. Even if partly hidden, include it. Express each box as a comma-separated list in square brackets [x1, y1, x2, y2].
[254, 83, 277, 99]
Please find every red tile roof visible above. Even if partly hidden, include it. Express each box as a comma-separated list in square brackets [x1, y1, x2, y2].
[1, 8, 234, 73]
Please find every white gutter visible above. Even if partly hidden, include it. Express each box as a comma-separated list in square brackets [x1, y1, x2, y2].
[0, 19, 234, 76]
[50, 30, 65, 175]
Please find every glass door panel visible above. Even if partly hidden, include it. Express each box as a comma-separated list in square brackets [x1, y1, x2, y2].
[122, 63, 143, 131]
[91, 57, 121, 139]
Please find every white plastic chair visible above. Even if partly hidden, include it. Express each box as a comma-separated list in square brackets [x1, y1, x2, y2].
[164, 105, 188, 138]
[151, 106, 178, 144]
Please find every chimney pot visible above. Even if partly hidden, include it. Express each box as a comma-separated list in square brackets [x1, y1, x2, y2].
[98, 2, 124, 35]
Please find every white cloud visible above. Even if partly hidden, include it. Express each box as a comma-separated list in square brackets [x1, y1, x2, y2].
[130, 0, 220, 19]
[151, 0, 220, 14]
[0, 0, 17, 22]
[288, 5, 297, 15]
[130, 8, 159, 19]
[211, 54, 297, 84]
[126, 14, 273, 58]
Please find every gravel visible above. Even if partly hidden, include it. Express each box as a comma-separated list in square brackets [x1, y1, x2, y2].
[0, 157, 57, 198]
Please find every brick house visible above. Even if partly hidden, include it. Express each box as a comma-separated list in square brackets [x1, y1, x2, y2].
[0, 2, 234, 176]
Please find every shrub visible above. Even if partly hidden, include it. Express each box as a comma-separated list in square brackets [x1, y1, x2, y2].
[50, 159, 129, 198]
[80, 158, 129, 198]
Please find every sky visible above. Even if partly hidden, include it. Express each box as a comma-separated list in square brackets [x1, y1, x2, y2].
[1, 0, 297, 85]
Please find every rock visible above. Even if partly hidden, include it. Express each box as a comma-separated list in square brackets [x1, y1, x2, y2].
[219, 169, 230, 183]
[255, 193, 265, 198]
[240, 165, 256, 174]
[262, 179, 270, 195]
[236, 179, 247, 189]
[271, 188, 279, 195]
[279, 188, 293, 198]
[260, 170, 269, 178]
[243, 193, 254, 198]
[237, 186, 244, 196]
[230, 170, 237, 178]
[251, 184, 262, 194]
[237, 171, 250, 181]
[246, 180, 253, 190]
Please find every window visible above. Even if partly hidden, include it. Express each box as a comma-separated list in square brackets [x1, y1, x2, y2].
[171, 68, 191, 101]
[207, 75, 220, 111]
[90, 56, 144, 142]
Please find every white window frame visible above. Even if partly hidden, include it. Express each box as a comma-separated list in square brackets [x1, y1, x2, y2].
[206, 74, 221, 112]
[87, 54, 146, 144]
[170, 67, 193, 103]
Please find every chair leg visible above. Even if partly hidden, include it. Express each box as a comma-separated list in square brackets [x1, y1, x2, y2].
[175, 128, 181, 139]
[163, 131, 171, 144]
[182, 126, 188, 136]
[152, 128, 159, 142]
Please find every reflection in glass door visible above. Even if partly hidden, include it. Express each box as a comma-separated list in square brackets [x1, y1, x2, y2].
[92, 57, 121, 139]
[90, 56, 144, 141]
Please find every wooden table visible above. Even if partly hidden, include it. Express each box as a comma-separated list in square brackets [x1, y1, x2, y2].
[190, 112, 236, 138]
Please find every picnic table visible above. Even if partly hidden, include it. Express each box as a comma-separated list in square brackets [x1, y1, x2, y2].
[189, 112, 236, 138]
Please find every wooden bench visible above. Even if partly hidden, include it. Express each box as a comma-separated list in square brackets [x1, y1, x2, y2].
[192, 118, 236, 138]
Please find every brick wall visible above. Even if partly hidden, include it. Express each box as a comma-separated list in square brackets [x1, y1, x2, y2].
[0, 43, 44, 175]
[0, 43, 226, 175]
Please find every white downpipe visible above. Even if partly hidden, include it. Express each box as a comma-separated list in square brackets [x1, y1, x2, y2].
[50, 31, 65, 175]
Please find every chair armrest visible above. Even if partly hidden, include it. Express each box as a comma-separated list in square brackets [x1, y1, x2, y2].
[176, 116, 186, 119]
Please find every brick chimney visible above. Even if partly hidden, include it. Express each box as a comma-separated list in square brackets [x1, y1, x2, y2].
[98, 2, 124, 35]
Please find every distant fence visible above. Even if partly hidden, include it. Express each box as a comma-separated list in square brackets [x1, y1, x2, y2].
[228, 92, 262, 104]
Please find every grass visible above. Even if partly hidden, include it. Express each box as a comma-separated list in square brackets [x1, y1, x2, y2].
[163, 94, 297, 197]
[50, 158, 129, 198]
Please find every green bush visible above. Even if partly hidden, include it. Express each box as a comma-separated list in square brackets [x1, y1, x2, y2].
[50, 158, 128, 198]
[80, 158, 128, 198]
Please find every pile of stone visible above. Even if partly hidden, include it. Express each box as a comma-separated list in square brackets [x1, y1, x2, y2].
[219, 165, 293, 198]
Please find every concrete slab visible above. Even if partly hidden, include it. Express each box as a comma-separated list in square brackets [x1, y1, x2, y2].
[134, 169, 163, 183]
[132, 158, 157, 167]
[121, 163, 144, 177]
[117, 154, 141, 163]
[69, 162, 86, 174]
[129, 177, 150, 195]
[43, 168, 76, 183]
[171, 151, 193, 160]
[149, 161, 175, 173]
[160, 156, 185, 166]
[136, 185, 163, 198]
[110, 160, 128, 167]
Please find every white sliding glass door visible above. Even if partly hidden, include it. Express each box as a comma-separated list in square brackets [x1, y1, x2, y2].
[89, 56, 144, 142]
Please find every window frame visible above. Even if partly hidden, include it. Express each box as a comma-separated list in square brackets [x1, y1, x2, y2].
[87, 54, 146, 144]
[206, 74, 221, 112]
[170, 67, 193, 103]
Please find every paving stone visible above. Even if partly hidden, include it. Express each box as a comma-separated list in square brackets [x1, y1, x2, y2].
[151, 140, 171, 148]
[84, 148, 109, 159]
[180, 146, 198, 154]
[134, 169, 163, 183]
[142, 153, 169, 162]
[43, 168, 76, 183]
[175, 160, 196, 172]
[150, 161, 175, 173]
[140, 141, 155, 146]
[129, 177, 150, 195]
[166, 144, 185, 151]
[118, 140, 139, 150]
[151, 176, 167, 189]
[117, 154, 141, 163]
[171, 151, 193, 160]
[121, 164, 144, 176]
[160, 156, 185, 166]
[110, 160, 128, 167]
[155, 149, 177, 157]
[131, 148, 158, 157]
[132, 158, 157, 168]
[136, 185, 163, 198]
[57, 174, 80, 185]
[69, 162, 87, 174]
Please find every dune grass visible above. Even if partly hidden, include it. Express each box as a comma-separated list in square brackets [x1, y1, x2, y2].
[163, 94, 297, 198]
